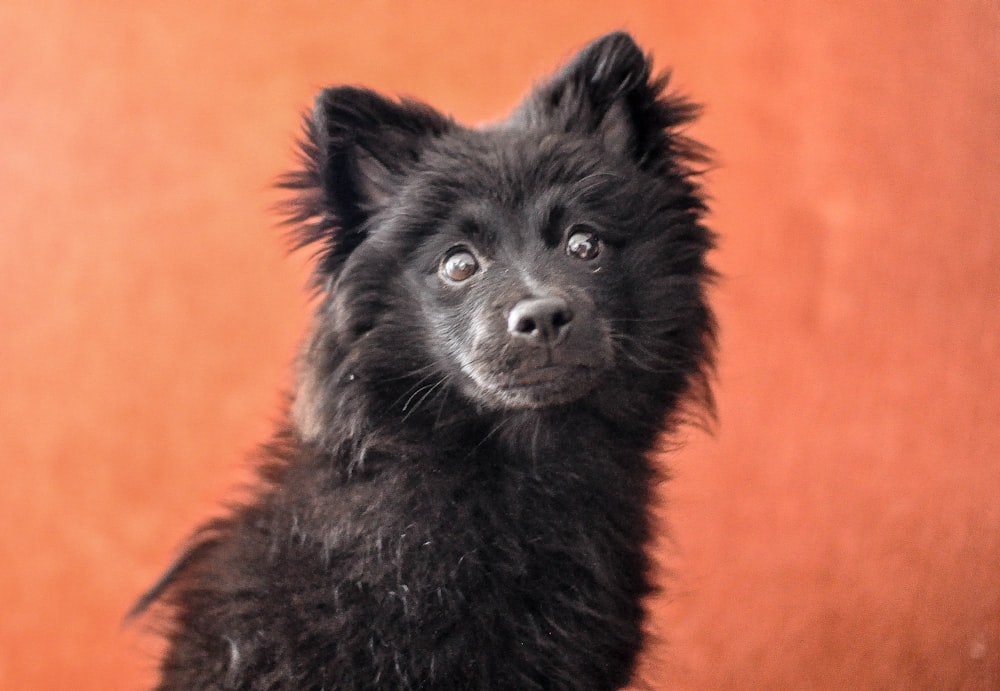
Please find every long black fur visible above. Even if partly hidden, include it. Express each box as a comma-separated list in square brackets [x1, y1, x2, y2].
[134, 32, 715, 690]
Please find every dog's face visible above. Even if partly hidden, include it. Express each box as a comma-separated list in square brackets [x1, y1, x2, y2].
[284, 33, 713, 432]
[400, 131, 636, 410]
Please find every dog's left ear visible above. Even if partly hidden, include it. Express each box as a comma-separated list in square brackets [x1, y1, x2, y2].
[514, 32, 697, 172]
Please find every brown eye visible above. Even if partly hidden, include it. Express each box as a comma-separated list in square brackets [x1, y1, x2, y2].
[566, 226, 601, 260]
[441, 249, 479, 282]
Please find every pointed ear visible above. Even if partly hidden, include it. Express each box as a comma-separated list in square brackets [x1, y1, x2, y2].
[279, 86, 451, 282]
[514, 32, 700, 172]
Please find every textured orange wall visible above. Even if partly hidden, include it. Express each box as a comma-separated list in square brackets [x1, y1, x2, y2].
[1, 2, 997, 689]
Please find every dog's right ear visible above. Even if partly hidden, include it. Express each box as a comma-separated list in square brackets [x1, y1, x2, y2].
[279, 87, 452, 284]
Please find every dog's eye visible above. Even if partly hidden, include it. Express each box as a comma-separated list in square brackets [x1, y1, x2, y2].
[441, 249, 479, 282]
[566, 226, 601, 261]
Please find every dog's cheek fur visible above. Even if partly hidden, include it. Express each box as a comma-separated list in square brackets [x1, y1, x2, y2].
[294, 239, 440, 449]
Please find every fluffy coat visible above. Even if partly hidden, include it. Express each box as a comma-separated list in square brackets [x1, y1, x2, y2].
[134, 32, 715, 690]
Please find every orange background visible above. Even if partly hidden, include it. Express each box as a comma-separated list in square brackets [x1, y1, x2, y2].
[1, 2, 998, 689]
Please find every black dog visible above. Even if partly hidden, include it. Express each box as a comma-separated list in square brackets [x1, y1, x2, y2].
[133, 32, 715, 690]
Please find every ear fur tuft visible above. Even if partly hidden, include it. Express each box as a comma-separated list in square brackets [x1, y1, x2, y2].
[513, 31, 706, 175]
[277, 87, 452, 286]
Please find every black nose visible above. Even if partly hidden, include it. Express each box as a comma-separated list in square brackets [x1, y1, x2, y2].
[507, 297, 573, 345]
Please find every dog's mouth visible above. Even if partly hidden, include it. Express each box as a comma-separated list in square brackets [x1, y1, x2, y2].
[465, 363, 601, 409]
[451, 304, 615, 410]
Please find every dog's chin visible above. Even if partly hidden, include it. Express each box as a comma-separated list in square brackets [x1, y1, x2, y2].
[465, 365, 601, 410]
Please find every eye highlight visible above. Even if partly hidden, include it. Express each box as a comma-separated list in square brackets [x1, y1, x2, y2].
[566, 225, 602, 260]
[440, 248, 479, 282]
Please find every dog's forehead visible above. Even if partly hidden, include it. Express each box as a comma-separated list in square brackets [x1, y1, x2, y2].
[428, 128, 605, 192]
[378, 127, 632, 254]
[411, 129, 616, 220]
[444, 194, 555, 249]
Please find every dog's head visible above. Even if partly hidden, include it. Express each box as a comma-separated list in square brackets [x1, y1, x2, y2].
[282, 32, 714, 439]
